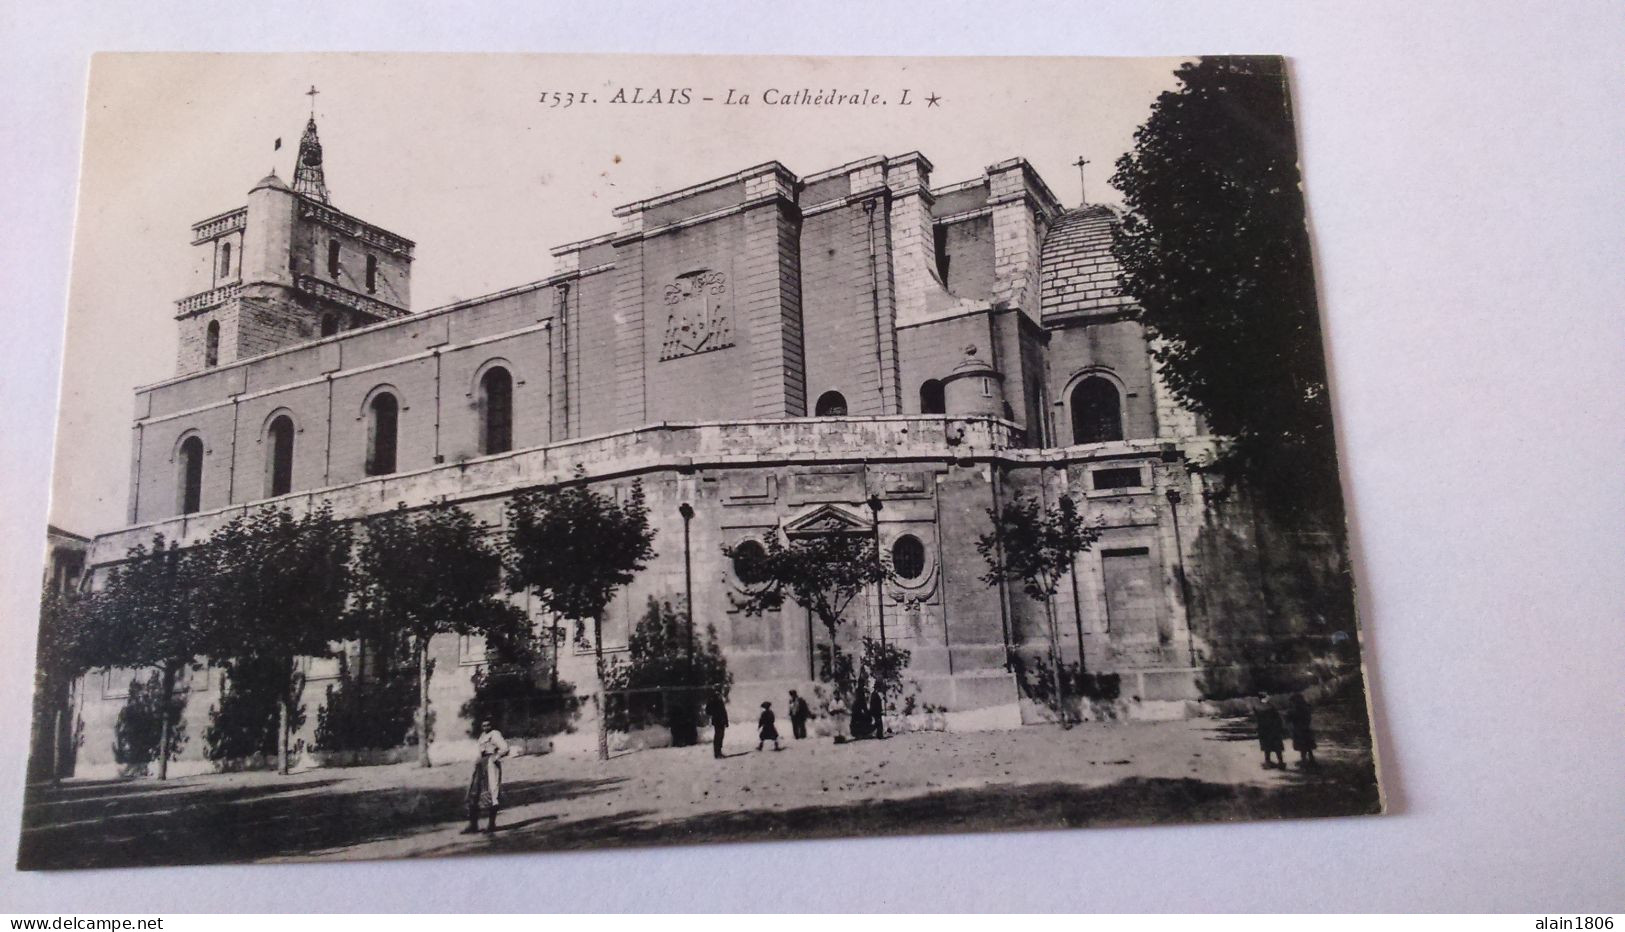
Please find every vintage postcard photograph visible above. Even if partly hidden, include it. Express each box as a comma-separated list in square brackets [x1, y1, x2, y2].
[23, 53, 1381, 870]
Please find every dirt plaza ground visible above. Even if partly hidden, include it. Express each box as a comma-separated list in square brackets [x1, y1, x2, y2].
[17, 697, 1382, 870]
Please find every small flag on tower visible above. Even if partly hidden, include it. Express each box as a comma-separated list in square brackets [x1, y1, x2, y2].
[274, 138, 282, 150]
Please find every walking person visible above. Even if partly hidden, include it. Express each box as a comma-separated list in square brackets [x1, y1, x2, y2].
[788, 689, 811, 740]
[1288, 693, 1318, 768]
[850, 688, 871, 740]
[757, 700, 782, 751]
[706, 690, 729, 759]
[463, 718, 510, 834]
[1254, 693, 1286, 769]
[868, 686, 886, 740]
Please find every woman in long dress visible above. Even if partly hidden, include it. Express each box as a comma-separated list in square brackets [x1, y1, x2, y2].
[464, 718, 511, 833]
[1254, 694, 1286, 769]
[1288, 693, 1318, 767]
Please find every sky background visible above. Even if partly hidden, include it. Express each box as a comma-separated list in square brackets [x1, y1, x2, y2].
[50, 53, 1186, 536]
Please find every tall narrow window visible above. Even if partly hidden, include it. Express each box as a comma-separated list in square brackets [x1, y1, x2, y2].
[815, 390, 848, 417]
[933, 225, 951, 281]
[366, 392, 399, 476]
[320, 314, 340, 337]
[365, 254, 378, 293]
[178, 436, 204, 515]
[478, 367, 514, 455]
[266, 415, 295, 497]
[204, 320, 220, 368]
[1071, 376, 1123, 444]
[218, 241, 233, 279]
[919, 379, 945, 415]
[328, 240, 341, 279]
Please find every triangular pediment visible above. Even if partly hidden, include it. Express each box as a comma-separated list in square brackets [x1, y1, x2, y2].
[783, 503, 872, 537]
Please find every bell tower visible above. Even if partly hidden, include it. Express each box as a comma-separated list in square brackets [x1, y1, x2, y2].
[173, 100, 416, 375]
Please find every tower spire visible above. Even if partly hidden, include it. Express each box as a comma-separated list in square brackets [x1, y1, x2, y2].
[292, 87, 331, 204]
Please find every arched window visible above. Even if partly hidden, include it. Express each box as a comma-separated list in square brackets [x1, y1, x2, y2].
[479, 366, 514, 455]
[814, 390, 848, 417]
[1071, 376, 1124, 444]
[919, 379, 945, 415]
[204, 320, 220, 368]
[320, 314, 340, 337]
[219, 241, 233, 279]
[177, 435, 204, 515]
[366, 392, 399, 476]
[265, 415, 295, 497]
[731, 539, 769, 586]
[327, 240, 341, 278]
[891, 534, 927, 581]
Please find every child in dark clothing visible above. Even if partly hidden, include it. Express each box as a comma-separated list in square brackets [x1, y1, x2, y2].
[757, 701, 782, 751]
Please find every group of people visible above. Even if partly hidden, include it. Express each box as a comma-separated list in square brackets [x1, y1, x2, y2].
[460, 692, 1322, 834]
[703, 688, 816, 756]
[1254, 692, 1318, 769]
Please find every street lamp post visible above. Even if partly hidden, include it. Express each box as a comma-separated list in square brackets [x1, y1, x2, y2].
[678, 502, 696, 672]
[867, 494, 886, 651]
[1165, 487, 1198, 668]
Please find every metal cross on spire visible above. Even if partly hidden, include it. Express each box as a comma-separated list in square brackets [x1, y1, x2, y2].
[1073, 155, 1092, 207]
[292, 87, 331, 204]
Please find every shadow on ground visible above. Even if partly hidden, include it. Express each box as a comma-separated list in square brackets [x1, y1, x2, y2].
[17, 774, 624, 870]
[428, 770, 1382, 861]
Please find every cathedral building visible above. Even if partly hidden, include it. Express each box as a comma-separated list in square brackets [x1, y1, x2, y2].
[74, 118, 1335, 772]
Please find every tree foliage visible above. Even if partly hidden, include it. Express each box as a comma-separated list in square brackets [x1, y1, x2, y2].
[978, 492, 1099, 718]
[504, 478, 657, 655]
[726, 531, 897, 702]
[90, 534, 211, 778]
[112, 670, 188, 776]
[977, 493, 1098, 601]
[198, 505, 353, 773]
[601, 598, 731, 740]
[31, 584, 97, 781]
[1110, 56, 1340, 520]
[504, 477, 657, 760]
[349, 501, 524, 766]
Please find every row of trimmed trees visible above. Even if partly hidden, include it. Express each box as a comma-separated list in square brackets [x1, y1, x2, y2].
[39, 480, 657, 779]
[38, 476, 1100, 780]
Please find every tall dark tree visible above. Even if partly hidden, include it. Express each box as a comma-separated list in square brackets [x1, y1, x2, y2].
[32, 583, 98, 782]
[1111, 56, 1340, 522]
[978, 492, 1099, 723]
[725, 532, 898, 704]
[200, 504, 353, 774]
[505, 477, 656, 759]
[91, 534, 211, 779]
[350, 502, 526, 767]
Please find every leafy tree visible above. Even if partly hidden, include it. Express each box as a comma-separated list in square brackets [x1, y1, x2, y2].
[349, 502, 526, 767]
[199, 505, 353, 774]
[726, 531, 896, 705]
[204, 655, 296, 763]
[92, 534, 211, 779]
[978, 492, 1099, 722]
[112, 669, 188, 776]
[460, 626, 580, 744]
[31, 584, 98, 782]
[601, 598, 731, 743]
[505, 477, 656, 760]
[313, 647, 420, 754]
[1110, 56, 1340, 522]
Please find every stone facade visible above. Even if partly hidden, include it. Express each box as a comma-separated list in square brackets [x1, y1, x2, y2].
[71, 126, 1341, 776]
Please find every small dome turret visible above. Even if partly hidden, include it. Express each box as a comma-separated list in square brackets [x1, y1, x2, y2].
[941, 344, 1006, 418]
